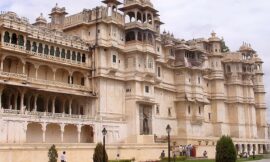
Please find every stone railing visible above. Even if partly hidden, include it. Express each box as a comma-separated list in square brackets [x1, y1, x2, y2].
[1, 109, 94, 121]
[1, 42, 89, 68]
[0, 71, 27, 80]
[27, 77, 89, 91]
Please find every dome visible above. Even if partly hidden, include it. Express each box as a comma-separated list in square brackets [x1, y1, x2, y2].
[208, 31, 221, 42]
[35, 13, 47, 24]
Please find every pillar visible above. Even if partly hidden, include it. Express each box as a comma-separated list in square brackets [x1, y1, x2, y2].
[60, 124, 65, 143]
[62, 99, 65, 114]
[8, 93, 11, 109]
[52, 97, 56, 114]
[34, 94, 38, 112]
[27, 95, 31, 111]
[0, 85, 4, 109]
[69, 99, 72, 116]
[45, 98, 49, 113]
[0, 59, 3, 71]
[77, 125, 81, 143]
[42, 123, 47, 143]
[35, 67, 38, 79]
[22, 63, 25, 74]
[20, 91, 25, 114]
[53, 70, 56, 81]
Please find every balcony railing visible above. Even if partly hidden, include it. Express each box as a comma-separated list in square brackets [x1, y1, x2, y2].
[1, 109, 93, 121]
[1, 42, 89, 68]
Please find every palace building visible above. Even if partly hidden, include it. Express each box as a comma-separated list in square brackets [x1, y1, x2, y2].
[0, 0, 269, 160]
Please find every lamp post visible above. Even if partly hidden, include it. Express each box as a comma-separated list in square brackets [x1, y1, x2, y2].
[102, 128, 107, 162]
[166, 124, 171, 162]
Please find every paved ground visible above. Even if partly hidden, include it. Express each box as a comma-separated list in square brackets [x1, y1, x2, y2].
[253, 160, 270, 162]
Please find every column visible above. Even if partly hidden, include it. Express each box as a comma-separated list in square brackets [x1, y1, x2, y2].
[42, 123, 47, 143]
[27, 95, 31, 111]
[34, 94, 38, 112]
[35, 66, 38, 79]
[53, 69, 56, 81]
[22, 63, 25, 74]
[77, 125, 81, 143]
[52, 97, 56, 114]
[69, 99, 72, 116]
[0, 58, 3, 71]
[45, 98, 49, 114]
[60, 124, 65, 143]
[8, 94, 11, 109]
[0, 85, 4, 109]
[20, 91, 25, 114]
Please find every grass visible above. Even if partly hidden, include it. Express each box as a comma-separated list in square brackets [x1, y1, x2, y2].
[160, 156, 263, 162]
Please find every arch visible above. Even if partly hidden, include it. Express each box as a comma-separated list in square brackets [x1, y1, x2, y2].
[125, 31, 135, 42]
[137, 12, 142, 23]
[32, 42, 37, 52]
[82, 54, 86, 63]
[55, 47, 60, 57]
[77, 52, 81, 62]
[61, 49, 66, 59]
[66, 50, 71, 59]
[26, 40, 31, 51]
[45, 123, 61, 143]
[4, 31, 10, 43]
[11, 33, 17, 44]
[55, 97, 62, 113]
[25, 62, 36, 78]
[38, 43, 43, 53]
[55, 68, 69, 83]
[26, 123, 43, 143]
[38, 65, 54, 81]
[44, 45, 49, 55]
[72, 71, 84, 85]
[147, 13, 152, 24]
[126, 11, 135, 23]
[36, 96, 45, 112]
[18, 35, 24, 46]
[63, 124, 77, 143]
[50, 46, 55, 56]
[1, 88, 16, 109]
[3, 56, 24, 74]
[72, 51, 76, 61]
[137, 31, 142, 41]
[81, 125, 94, 143]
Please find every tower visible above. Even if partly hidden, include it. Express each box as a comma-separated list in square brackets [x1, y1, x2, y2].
[49, 3, 68, 30]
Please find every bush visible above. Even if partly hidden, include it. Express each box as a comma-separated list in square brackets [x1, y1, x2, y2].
[48, 144, 58, 162]
[215, 136, 237, 162]
[93, 143, 108, 162]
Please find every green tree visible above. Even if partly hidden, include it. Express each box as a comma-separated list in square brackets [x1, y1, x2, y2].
[221, 38, 230, 53]
[93, 143, 108, 162]
[215, 136, 237, 162]
[48, 144, 58, 162]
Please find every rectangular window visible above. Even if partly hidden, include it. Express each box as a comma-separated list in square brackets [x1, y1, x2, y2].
[113, 55, 117, 63]
[199, 106, 201, 114]
[188, 106, 191, 114]
[168, 107, 172, 117]
[156, 105, 160, 115]
[81, 77, 85, 86]
[145, 86, 149, 93]
[208, 113, 211, 120]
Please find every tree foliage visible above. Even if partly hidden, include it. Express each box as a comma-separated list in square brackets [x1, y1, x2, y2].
[93, 143, 108, 162]
[215, 136, 237, 162]
[221, 38, 230, 53]
[48, 144, 58, 162]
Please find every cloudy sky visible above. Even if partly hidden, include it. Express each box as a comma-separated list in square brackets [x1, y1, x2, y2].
[1, 0, 269, 121]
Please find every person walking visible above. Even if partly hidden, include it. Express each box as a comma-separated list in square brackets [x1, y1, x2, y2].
[61, 151, 67, 162]
[160, 150, 165, 159]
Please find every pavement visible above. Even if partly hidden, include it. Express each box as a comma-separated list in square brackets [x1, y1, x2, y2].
[253, 160, 270, 162]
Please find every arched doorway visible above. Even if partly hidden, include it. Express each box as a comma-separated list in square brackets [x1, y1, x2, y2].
[45, 124, 61, 143]
[63, 124, 77, 143]
[26, 123, 42, 143]
[81, 125, 94, 143]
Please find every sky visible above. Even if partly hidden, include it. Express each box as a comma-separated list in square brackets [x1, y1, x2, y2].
[0, 0, 269, 122]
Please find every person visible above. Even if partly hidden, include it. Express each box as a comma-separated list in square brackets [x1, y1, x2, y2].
[61, 151, 67, 162]
[160, 150, 165, 159]
[203, 150, 208, 158]
[252, 150, 255, 159]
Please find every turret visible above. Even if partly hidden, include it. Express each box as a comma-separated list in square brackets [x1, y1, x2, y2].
[239, 42, 256, 60]
[49, 3, 68, 29]
[208, 31, 221, 54]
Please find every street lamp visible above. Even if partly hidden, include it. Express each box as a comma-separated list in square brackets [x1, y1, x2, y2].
[102, 127, 107, 162]
[166, 124, 171, 162]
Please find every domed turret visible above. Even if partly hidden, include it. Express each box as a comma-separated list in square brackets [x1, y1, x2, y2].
[33, 13, 47, 27]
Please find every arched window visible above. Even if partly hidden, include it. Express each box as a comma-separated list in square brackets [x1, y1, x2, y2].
[61, 49, 66, 58]
[4, 31, 10, 43]
[227, 65, 231, 73]
[44, 45, 49, 55]
[38, 43, 43, 53]
[55, 47, 60, 57]
[26, 40, 31, 51]
[50, 46, 55, 56]
[137, 32, 142, 41]
[77, 52, 81, 62]
[66, 50, 71, 59]
[82, 54, 86, 63]
[32, 42, 37, 52]
[137, 12, 142, 23]
[11, 33, 17, 44]
[147, 13, 152, 24]
[18, 35, 24, 46]
[72, 51, 76, 61]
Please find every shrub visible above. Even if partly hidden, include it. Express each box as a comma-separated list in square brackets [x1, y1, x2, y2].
[215, 136, 237, 162]
[93, 143, 108, 162]
[48, 144, 58, 162]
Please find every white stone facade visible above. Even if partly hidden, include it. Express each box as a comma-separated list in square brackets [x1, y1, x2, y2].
[0, 0, 269, 159]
